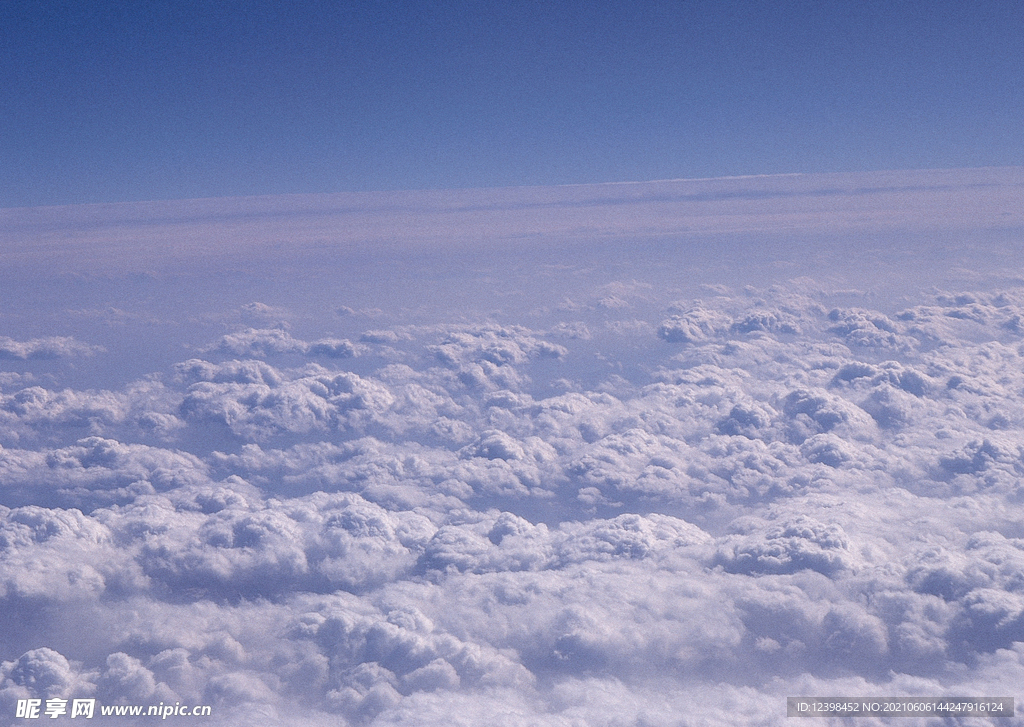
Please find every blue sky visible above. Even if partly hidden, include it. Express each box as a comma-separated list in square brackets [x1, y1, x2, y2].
[2, 0, 1021, 207]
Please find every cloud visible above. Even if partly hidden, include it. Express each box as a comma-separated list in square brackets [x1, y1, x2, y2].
[4, 282, 1024, 722]
[657, 306, 729, 343]
[0, 648, 93, 706]
[128, 488, 435, 599]
[426, 325, 568, 389]
[359, 330, 407, 345]
[825, 308, 914, 350]
[0, 336, 102, 360]
[239, 302, 291, 328]
[714, 515, 853, 577]
[208, 329, 357, 360]
[0, 436, 209, 512]
[178, 362, 395, 441]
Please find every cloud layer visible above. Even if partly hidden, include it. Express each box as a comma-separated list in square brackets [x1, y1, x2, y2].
[3, 284, 1024, 725]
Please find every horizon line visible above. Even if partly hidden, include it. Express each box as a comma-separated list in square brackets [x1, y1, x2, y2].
[3, 164, 1022, 214]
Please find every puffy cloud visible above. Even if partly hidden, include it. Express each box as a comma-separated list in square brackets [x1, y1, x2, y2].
[730, 308, 801, 336]
[0, 437, 209, 509]
[825, 307, 913, 350]
[178, 362, 395, 441]
[239, 301, 291, 328]
[0, 387, 128, 438]
[306, 338, 357, 359]
[0, 505, 122, 602]
[209, 329, 358, 360]
[0, 336, 102, 360]
[0, 379, 184, 445]
[714, 515, 853, 577]
[657, 306, 728, 343]
[359, 329, 408, 345]
[4, 282, 1024, 722]
[781, 387, 877, 442]
[104, 488, 434, 600]
[429, 325, 566, 368]
[0, 651, 92, 704]
[96, 652, 160, 702]
[417, 511, 709, 576]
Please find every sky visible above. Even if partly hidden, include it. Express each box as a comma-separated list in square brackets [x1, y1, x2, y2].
[2, 0, 1023, 207]
[3, 1, 1024, 723]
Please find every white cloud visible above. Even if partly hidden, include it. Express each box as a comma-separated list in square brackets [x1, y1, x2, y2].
[178, 363, 395, 441]
[0, 336, 102, 360]
[4, 282, 1024, 722]
[657, 306, 729, 343]
[208, 329, 358, 360]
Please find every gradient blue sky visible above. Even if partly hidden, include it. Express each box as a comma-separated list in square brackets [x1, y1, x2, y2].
[2, 0, 1021, 207]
